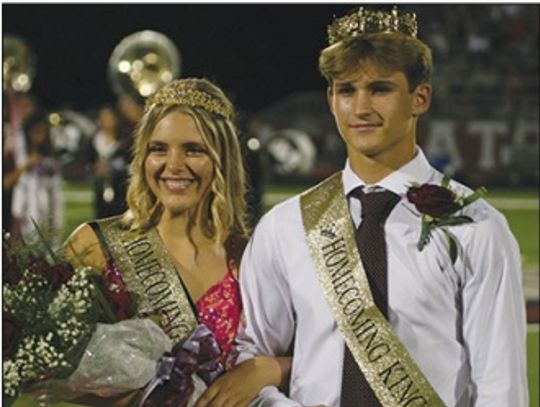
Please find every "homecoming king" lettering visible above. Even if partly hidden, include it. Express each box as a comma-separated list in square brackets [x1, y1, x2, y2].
[300, 172, 444, 406]
[321, 235, 428, 406]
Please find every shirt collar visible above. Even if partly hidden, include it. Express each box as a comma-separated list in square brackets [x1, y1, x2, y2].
[342, 147, 436, 197]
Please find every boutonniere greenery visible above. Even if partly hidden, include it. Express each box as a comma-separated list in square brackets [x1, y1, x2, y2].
[406, 176, 487, 263]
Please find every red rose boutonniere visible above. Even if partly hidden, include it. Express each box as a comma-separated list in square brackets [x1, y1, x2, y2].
[407, 176, 487, 263]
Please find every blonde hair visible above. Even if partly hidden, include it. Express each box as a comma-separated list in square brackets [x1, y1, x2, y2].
[123, 78, 248, 244]
[319, 32, 433, 91]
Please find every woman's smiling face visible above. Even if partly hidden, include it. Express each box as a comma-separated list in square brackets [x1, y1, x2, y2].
[144, 110, 214, 217]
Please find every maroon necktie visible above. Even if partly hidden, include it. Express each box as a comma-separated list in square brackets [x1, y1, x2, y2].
[341, 188, 400, 407]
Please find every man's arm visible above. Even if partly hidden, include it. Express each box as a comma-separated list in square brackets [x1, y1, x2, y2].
[236, 211, 300, 406]
[461, 207, 528, 406]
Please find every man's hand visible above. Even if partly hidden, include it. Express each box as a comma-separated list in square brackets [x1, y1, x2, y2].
[194, 356, 281, 407]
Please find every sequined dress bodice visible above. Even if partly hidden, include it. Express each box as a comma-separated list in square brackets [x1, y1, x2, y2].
[89, 218, 243, 363]
[195, 266, 242, 361]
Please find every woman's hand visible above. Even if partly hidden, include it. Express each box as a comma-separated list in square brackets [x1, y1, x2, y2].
[194, 355, 283, 407]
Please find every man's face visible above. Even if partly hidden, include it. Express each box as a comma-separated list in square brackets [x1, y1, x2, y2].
[327, 62, 431, 168]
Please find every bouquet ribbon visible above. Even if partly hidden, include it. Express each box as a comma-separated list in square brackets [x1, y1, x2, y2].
[137, 323, 224, 407]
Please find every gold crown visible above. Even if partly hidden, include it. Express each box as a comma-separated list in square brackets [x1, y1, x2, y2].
[327, 6, 418, 45]
[145, 78, 233, 120]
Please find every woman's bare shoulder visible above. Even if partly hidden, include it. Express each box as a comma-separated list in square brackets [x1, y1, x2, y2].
[63, 223, 106, 271]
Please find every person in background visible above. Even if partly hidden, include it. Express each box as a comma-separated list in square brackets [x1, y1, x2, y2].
[11, 109, 64, 247]
[2, 92, 39, 234]
[87, 104, 129, 218]
[236, 6, 528, 406]
[65, 78, 291, 406]
[117, 92, 145, 144]
[238, 112, 266, 230]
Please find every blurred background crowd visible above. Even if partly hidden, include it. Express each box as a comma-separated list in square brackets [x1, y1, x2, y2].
[2, 3, 539, 244]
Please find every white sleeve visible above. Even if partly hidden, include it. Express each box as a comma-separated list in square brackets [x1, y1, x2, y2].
[461, 208, 528, 406]
[248, 387, 302, 407]
[13, 129, 27, 167]
[10, 175, 27, 219]
[236, 210, 300, 406]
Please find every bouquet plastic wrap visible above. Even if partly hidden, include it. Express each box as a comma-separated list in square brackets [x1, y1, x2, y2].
[24, 319, 173, 404]
[2, 229, 227, 407]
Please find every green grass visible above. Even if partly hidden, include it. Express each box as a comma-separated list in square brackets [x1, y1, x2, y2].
[501, 209, 539, 267]
[62, 202, 94, 242]
[486, 189, 539, 199]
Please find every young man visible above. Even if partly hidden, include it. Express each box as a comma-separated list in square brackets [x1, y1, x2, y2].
[236, 6, 528, 407]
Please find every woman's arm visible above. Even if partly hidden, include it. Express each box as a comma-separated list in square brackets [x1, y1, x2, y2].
[194, 355, 292, 407]
[64, 224, 139, 407]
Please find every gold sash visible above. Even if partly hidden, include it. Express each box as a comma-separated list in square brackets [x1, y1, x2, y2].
[300, 173, 445, 407]
[96, 217, 198, 344]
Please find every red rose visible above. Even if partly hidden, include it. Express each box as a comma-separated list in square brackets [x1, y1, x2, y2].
[29, 259, 52, 276]
[3, 250, 22, 285]
[104, 290, 132, 321]
[407, 184, 461, 217]
[103, 260, 127, 291]
[31, 260, 75, 289]
[3, 313, 21, 359]
[101, 260, 133, 320]
[48, 263, 75, 288]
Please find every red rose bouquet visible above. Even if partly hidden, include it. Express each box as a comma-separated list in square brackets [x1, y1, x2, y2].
[2, 224, 227, 407]
[407, 176, 486, 263]
[1, 229, 172, 406]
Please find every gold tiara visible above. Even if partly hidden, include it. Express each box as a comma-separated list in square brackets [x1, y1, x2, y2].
[327, 6, 418, 45]
[145, 79, 233, 120]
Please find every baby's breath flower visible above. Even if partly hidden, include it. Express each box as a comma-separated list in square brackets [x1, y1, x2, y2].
[2, 261, 110, 398]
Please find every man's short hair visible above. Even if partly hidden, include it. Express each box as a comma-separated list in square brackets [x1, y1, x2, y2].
[319, 32, 433, 91]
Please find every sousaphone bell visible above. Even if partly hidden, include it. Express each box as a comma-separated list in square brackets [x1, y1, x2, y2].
[3, 34, 36, 93]
[107, 30, 181, 98]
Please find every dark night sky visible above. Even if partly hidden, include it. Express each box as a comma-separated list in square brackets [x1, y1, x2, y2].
[2, 3, 369, 114]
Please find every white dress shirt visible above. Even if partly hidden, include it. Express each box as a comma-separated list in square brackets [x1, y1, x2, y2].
[237, 148, 528, 407]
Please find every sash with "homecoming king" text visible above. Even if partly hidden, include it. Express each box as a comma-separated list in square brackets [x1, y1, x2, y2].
[300, 173, 445, 407]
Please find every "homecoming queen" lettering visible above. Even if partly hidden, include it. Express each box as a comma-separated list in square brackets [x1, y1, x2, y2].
[111, 230, 197, 343]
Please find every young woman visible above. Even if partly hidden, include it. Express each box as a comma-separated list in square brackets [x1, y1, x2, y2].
[65, 78, 289, 406]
